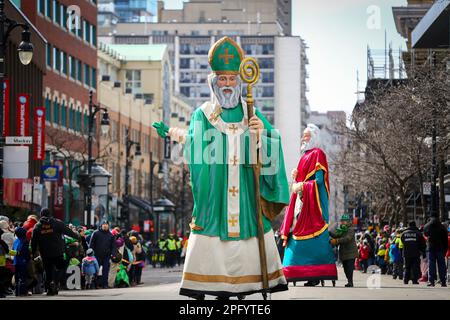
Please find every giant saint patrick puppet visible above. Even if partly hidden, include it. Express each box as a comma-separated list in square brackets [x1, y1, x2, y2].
[280, 124, 338, 286]
[152, 37, 291, 300]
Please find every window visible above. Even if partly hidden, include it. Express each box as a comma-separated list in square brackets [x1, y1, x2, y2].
[83, 112, 89, 135]
[77, 59, 82, 82]
[91, 68, 96, 89]
[69, 104, 75, 129]
[91, 25, 97, 47]
[38, 0, 45, 15]
[53, 47, 60, 71]
[180, 87, 190, 97]
[84, 64, 90, 86]
[53, 0, 59, 25]
[60, 4, 67, 29]
[69, 56, 75, 79]
[125, 70, 141, 93]
[61, 101, 67, 127]
[45, 96, 51, 122]
[45, 0, 51, 18]
[77, 18, 83, 38]
[84, 20, 90, 43]
[46, 43, 51, 67]
[76, 109, 82, 132]
[61, 51, 67, 75]
[262, 86, 274, 97]
[53, 99, 60, 124]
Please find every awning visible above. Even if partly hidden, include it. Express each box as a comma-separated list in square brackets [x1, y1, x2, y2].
[412, 0, 450, 48]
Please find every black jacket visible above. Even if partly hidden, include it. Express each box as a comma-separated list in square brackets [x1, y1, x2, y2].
[424, 220, 448, 253]
[30, 217, 80, 258]
[400, 227, 426, 258]
[89, 228, 115, 260]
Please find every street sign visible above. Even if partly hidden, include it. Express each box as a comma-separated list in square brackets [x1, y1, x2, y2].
[164, 136, 171, 159]
[41, 165, 59, 181]
[5, 136, 32, 145]
[423, 182, 431, 196]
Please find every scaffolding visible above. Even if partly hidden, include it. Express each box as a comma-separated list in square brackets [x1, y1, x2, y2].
[367, 44, 407, 80]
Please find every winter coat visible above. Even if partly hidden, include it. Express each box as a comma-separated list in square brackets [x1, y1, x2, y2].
[446, 236, 450, 258]
[364, 234, 376, 258]
[12, 228, 30, 267]
[389, 242, 401, 263]
[89, 228, 115, 261]
[400, 226, 426, 258]
[30, 217, 80, 258]
[359, 245, 370, 260]
[329, 225, 358, 261]
[424, 220, 448, 253]
[82, 256, 99, 276]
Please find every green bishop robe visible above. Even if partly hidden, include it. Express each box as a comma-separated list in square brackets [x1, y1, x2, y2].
[184, 103, 290, 241]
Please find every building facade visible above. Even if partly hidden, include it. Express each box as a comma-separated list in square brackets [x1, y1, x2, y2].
[20, 0, 99, 223]
[97, 0, 303, 126]
[97, 43, 191, 229]
[2, 0, 47, 219]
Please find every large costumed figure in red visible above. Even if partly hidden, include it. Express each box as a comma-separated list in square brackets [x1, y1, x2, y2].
[280, 124, 337, 286]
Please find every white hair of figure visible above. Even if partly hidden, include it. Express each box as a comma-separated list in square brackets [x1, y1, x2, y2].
[301, 123, 321, 153]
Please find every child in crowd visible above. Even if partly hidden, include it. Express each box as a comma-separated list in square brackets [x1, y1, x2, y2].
[358, 240, 370, 273]
[12, 227, 31, 296]
[82, 248, 99, 290]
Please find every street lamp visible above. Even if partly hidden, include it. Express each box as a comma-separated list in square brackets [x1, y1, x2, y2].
[85, 91, 110, 227]
[123, 128, 141, 229]
[0, 0, 34, 209]
[149, 151, 164, 240]
[18, 29, 33, 65]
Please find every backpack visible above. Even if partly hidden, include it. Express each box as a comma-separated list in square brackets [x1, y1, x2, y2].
[111, 250, 123, 263]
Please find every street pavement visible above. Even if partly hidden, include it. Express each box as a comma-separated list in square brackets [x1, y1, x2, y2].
[6, 264, 450, 300]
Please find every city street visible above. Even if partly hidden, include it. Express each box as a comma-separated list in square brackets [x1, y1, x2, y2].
[7, 265, 450, 300]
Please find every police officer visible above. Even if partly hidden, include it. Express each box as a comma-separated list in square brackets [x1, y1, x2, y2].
[401, 221, 426, 285]
[30, 208, 80, 295]
[165, 234, 177, 268]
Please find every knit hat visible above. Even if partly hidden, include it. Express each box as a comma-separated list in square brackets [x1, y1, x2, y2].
[0, 220, 9, 230]
[40, 208, 51, 217]
[86, 248, 94, 256]
[115, 237, 125, 248]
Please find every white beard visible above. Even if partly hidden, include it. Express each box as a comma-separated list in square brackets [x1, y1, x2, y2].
[211, 77, 241, 109]
[301, 139, 317, 154]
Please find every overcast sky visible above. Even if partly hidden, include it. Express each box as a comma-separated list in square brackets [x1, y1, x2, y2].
[163, 0, 408, 116]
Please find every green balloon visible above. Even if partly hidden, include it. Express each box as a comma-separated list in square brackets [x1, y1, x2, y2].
[152, 121, 169, 138]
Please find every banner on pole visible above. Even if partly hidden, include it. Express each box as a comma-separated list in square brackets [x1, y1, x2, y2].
[16, 94, 30, 137]
[3, 78, 10, 136]
[34, 106, 45, 160]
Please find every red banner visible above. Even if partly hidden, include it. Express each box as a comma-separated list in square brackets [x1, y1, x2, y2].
[3, 79, 10, 135]
[16, 93, 30, 137]
[53, 159, 64, 221]
[33, 106, 45, 160]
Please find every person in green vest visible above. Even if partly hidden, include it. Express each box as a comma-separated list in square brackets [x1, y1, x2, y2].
[165, 234, 177, 268]
[153, 36, 290, 300]
[157, 234, 167, 268]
